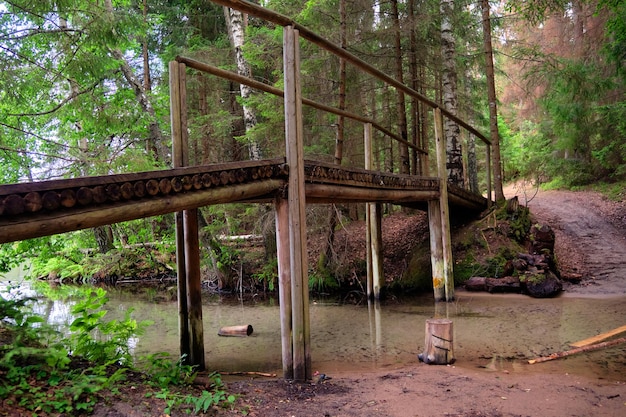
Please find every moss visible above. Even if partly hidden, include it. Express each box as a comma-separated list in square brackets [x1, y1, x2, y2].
[519, 272, 546, 285]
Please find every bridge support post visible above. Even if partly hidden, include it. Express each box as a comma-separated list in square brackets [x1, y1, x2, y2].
[364, 123, 383, 299]
[275, 196, 293, 379]
[283, 26, 311, 381]
[170, 61, 206, 369]
[432, 108, 455, 302]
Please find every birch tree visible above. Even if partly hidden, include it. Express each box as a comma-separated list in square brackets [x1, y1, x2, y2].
[224, 6, 261, 160]
[440, 0, 464, 186]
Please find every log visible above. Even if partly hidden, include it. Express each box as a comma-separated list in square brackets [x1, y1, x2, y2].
[419, 319, 455, 365]
[76, 187, 94, 206]
[218, 324, 253, 337]
[4, 194, 24, 215]
[158, 178, 171, 195]
[60, 189, 76, 208]
[181, 175, 192, 191]
[42, 191, 61, 211]
[171, 177, 183, 192]
[528, 337, 626, 364]
[106, 184, 121, 201]
[570, 325, 626, 348]
[120, 182, 134, 200]
[192, 174, 202, 190]
[145, 179, 160, 196]
[24, 192, 42, 213]
[92, 186, 107, 203]
[134, 181, 146, 198]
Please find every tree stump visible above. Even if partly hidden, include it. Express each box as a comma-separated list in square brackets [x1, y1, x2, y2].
[418, 319, 455, 365]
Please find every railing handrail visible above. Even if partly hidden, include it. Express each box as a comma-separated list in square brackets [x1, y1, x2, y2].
[176, 56, 426, 154]
[210, 0, 490, 146]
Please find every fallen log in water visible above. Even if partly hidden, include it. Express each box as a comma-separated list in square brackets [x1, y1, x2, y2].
[218, 324, 253, 337]
[528, 337, 626, 364]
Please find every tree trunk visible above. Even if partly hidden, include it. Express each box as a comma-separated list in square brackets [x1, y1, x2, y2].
[94, 225, 114, 254]
[481, 0, 505, 201]
[224, 6, 261, 160]
[391, 0, 410, 175]
[440, 0, 464, 187]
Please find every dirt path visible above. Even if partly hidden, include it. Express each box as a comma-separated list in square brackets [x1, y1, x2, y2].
[518, 186, 626, 296]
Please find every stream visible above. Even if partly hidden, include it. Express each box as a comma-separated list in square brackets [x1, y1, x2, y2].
[2, 266, 625, 382]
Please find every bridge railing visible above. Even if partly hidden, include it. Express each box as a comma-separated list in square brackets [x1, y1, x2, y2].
[202, 0, 492, 203]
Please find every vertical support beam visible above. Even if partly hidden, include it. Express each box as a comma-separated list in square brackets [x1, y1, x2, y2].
[371, 203, 383, 299]
[284, 26, 311, 381]
[364, 123, 384, 300]
[364, 123, 373, 298]
[169, 61, 190, 361]
[183, 208, 204, 370]
[433, 108, 455, 302]
[170, 61, 205, 368]
[427, 199, 445, 301]
[275, 196, 293, 380]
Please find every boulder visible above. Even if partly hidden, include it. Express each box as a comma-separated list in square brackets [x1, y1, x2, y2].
[530, 224, 555, 254]
[521, 270, 562, 298]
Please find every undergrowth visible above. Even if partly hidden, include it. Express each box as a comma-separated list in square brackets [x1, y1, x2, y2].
[0, 285, 234, 415]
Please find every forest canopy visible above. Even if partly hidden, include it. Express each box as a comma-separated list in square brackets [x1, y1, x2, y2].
[0, 0, 624, 286]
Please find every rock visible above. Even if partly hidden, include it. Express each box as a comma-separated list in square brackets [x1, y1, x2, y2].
[485, 276, 521, 293]
[521, 270, 562, 298]
[464, 276, 487, 291]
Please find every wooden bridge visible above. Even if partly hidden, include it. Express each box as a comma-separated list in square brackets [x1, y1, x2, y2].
[0, 0, 493, 381]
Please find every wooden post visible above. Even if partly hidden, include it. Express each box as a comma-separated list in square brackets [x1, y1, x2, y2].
[419, 319, 455, 364]
[371, 203, 383, 299]
[169, 61, 190, 362]
[184, 207, 205, 370]
[170, 61, 205, 369]
[427, 199, 445, 301]
[275, 196, 293, 379]
[364, 123, 382, 299]
[284, 26, 311, 381]
[433, 108, 455, 302]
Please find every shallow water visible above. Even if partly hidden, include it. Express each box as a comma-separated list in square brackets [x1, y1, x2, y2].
[2, 268, 624, 381]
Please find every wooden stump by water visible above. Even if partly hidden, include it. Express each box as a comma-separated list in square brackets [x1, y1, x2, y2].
[418, 319, 455, 365]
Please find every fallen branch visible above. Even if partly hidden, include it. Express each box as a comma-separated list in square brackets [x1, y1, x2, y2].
[219, 371, 276, 377]
[570, 325, 626, 348]
[528, 337, 626, 364]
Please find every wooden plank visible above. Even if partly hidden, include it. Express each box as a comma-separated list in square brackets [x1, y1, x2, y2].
[570, 325, 626, 348]
[305, 183, 439, 203]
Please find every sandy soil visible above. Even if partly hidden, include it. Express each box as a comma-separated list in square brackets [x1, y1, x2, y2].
[214, 186, 626, 417]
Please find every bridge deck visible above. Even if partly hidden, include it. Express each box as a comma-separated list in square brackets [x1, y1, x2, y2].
[0, 158, 487, 244]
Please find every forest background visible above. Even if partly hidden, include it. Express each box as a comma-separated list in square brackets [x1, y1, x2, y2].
[0, 0, 624, 292]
